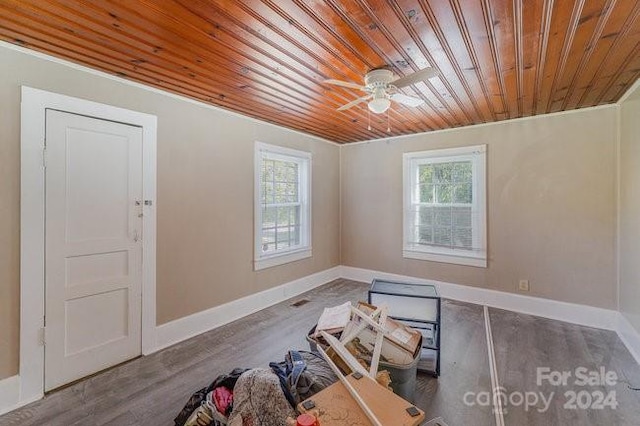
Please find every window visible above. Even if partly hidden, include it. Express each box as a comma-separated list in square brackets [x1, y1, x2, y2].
[403, 145, 486, 267]
[255, 142, 311, 270]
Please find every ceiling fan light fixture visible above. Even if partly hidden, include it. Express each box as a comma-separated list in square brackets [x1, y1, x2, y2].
[368, 97, 391, 114]
[327, 66, 436, 114]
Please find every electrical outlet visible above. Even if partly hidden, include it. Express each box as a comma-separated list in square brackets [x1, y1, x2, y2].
[518, 279, 530, 292]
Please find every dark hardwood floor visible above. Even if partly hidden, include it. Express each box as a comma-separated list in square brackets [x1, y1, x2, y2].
[0, 279, 638, 425]
[489, 308, 640, 426]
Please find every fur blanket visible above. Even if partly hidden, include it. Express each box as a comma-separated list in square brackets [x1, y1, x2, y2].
[227, 369, 295, 426]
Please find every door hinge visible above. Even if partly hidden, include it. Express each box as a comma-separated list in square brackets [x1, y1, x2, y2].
[39, 327, 46, 346]
[42, 146, 47, 169]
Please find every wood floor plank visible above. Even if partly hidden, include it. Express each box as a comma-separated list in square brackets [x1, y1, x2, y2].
[1, 279, 638, 426]
[417, 299, 494, 426]
[488, 307, 640, 426]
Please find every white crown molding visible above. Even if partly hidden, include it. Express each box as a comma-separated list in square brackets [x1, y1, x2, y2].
[343, 103, 618, 147]
[0, 40, 340, 148]
[616, 77, 640, 105]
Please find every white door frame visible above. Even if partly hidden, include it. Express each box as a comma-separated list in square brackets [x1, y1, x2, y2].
[20, 86, 157, 403]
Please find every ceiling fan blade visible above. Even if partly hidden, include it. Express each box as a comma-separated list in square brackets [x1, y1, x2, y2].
[391, 67, 438, 88]
[337, 95, 372, 111]
[391, 93, 425, 107]
[324, 79, 366, 91]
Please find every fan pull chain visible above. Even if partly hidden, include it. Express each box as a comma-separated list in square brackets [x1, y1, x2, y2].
[368, 108, 372, 131]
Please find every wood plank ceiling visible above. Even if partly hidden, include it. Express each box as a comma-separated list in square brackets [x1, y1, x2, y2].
[1, 0, 639, 143]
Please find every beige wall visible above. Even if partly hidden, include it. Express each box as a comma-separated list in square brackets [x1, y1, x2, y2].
[619, 85, 640, 333]
[341, 107, 618, 309]
[0, 41, 631, 383]
[0, 46, 340, 380]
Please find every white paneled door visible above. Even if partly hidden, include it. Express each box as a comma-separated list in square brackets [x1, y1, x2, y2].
[44, 110, 143, 391]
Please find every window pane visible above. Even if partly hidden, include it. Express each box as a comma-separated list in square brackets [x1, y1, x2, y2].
[261, 226, 276, 253]
[275, 182, 289, 203]
[262, 181, 274, 205]
[262, 206, 277, 228]
[435, 184, 453, 203]
[275, 221, 301, 249]
[434, 163, 453, 183]
[434, 207, 452, 226]
[264, 157, 300, 205]
[262, 228, 276, 243]
[418, 226, 433, 244]
[257, 145, 310, 264]
[418, 206, 434, 226]
[453, 227, 473, 249]
[267, 205, 301, 250]
[286, 163, 299, 182]
[404, 148, 484, 262]
[291, 205, 300, 224]
[452, 207, 472, 228]
[453, 183, 472, 204]
[277, 206, 291, 226]
[262, 160, 274, 183]
[419, 184, 434, 203]
[278, 206, 300, 226]
[453, 161, 472, 183]
[290, 225, 301, 245]
[434, 227, 452, 246]
[286, 182, 299, 203]
[418, 165, 434, 184]
[276, 227, 290, 250]
[274, 160, 288, 181]
[262, 199, 302, 253]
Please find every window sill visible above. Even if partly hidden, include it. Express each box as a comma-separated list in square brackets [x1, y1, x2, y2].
[254, 248, 312, 271]
[403, 248, 487, 268]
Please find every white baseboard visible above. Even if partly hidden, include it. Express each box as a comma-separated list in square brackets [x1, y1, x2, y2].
[340, 266, 619, 331]
[617, 314, 640, 365]
[0, 266, 341, 416]
[0, 375, 19, 416]
[155, 266, 341, 351]
[340, 266, 640, 365]
[3, 263, 638, 417]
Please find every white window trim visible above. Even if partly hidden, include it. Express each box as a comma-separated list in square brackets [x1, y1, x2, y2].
[254, 142, 312, 270]
[403, 144, 487, 268]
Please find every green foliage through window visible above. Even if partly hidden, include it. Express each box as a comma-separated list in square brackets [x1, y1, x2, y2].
[414, 161, 473, 250]
[261, 158, 302, 253]
[418, 161, 472, 204]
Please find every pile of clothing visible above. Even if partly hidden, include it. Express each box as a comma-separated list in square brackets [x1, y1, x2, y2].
[174, 350, 337, 426]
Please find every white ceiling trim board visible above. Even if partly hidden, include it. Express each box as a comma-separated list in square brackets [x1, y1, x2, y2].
[616, 76, 640, 105]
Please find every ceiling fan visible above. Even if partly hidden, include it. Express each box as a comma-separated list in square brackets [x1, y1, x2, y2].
[324, 67, 438, 114]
